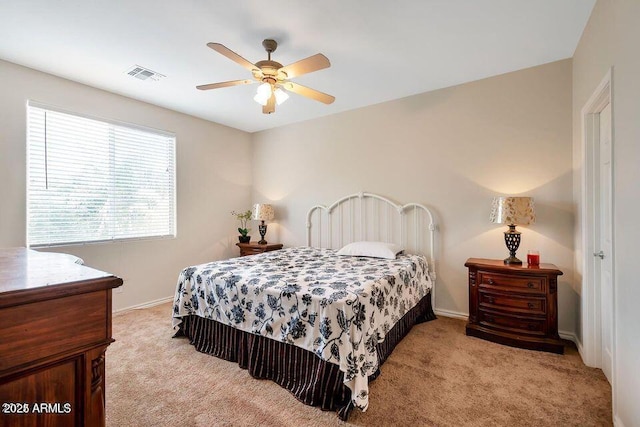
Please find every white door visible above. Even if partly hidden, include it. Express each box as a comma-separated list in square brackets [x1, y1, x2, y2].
[598, 102, 613, 384]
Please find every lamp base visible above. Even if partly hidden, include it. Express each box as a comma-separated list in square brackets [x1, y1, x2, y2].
[258, 222, 267, 245]
[503, 224, 522, 265]
[503, 255, 523, 265]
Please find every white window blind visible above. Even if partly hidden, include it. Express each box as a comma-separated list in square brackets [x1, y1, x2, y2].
[27, 102, 176, 246]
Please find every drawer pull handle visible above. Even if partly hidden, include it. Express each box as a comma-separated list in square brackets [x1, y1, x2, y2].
[486, 316, 495, 323]
[487, 297, 495, 304]
[527, 302, 535, 309]
[527, 282, 534, 288]
[527, 324, 537, 330]
[488, 279, 495, 285]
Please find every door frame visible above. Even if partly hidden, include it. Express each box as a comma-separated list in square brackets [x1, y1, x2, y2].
[580, 68, 615, 385]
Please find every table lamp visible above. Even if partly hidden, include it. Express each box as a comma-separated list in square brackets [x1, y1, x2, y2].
[252, 204, 275, 244]
[490, 197, 535, 265]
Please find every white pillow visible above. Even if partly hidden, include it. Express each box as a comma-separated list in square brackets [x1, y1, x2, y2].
[336, 241, 403, 260]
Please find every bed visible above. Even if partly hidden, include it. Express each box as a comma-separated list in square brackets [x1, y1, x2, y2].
[172, 192, 437, 420]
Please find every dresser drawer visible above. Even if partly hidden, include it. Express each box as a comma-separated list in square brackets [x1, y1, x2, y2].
[478, 310, 546, 336]
[0, 290, 108, 371]
[479, 291, 546, 316]
[478, 272, 544, 294]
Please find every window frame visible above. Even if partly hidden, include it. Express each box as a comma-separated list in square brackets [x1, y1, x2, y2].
[26, 100, 177, 248]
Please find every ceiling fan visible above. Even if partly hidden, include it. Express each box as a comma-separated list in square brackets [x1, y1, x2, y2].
[197, 39, 335, 114]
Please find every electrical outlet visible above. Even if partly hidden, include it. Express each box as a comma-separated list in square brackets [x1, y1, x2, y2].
[115, 285, 124, 294]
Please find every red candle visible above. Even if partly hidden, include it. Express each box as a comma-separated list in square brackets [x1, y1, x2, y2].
[527, 251, 540, 266]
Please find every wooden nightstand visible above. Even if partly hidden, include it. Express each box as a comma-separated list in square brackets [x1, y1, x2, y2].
[465, 258, 564, 354]
[236, 242, 283, 257]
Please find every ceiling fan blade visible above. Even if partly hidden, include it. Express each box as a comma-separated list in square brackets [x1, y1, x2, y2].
[281, 82, 335, 105]
[207, 42, 258, 72]
[279, 53, 330, 79]
[196, 79, 254, 90]
[262, 93, 276, 114]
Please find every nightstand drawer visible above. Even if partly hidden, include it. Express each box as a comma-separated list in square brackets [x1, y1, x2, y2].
[479, 291, 546, 316]
[478, 310, 546, 336]
[237, 242, 283, 257]
[478, 272, 544, 293]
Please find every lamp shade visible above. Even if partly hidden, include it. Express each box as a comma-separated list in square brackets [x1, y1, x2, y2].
[490, 197, 535, 225]
[254, 83, 272, 106]
[252, 204, 274, 221]
[274, 88, 289, 105]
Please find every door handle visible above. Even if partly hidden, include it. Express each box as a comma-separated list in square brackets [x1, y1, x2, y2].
[594, 251, 605, 259]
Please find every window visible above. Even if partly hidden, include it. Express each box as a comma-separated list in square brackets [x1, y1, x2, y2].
[27, 102, 176, 246]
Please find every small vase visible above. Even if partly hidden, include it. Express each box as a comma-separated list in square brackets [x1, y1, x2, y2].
[238, 235, 251, 243]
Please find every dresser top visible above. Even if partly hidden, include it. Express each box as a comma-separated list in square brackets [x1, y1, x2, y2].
[464, 257, 563, 275]
[0, 248, 122, 306]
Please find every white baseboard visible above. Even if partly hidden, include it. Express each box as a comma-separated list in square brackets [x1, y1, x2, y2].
[558, 331, 586, 364]
[614, 415, 625, 427]
[434, 312, 585, 353]
[558, 330, 577, 343]
[434, 308, 468, 320]
[113, 296, 173, 315]
[558, 330, 584, 358]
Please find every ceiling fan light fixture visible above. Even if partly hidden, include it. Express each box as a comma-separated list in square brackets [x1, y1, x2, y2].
[253, 93, 269, 106]
[254, 82, 273, 105]
[274, 88, 289, 105]
[256, 82, 271, 96]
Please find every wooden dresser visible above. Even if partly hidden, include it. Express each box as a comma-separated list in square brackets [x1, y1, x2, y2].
[465, 258, 564, 354]
[0, 248, 122, 426]
[236, 242, 283, 257]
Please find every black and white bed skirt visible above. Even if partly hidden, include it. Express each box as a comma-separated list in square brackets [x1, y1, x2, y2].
[175, 291, 436, 421]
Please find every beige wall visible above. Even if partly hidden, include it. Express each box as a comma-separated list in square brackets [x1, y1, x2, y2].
[573, 0, 640, 425]
[571, 0, 615, 347]
[0, 59, 253, 311]
[252, 59, 577, 334]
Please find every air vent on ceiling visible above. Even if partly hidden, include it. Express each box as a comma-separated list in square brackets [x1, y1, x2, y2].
[125, 65, 165, 81]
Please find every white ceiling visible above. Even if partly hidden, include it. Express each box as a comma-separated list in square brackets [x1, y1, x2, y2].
[0, 1, 595, 133]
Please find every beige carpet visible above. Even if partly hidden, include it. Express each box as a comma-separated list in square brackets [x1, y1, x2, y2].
[106, 303, 611, 426]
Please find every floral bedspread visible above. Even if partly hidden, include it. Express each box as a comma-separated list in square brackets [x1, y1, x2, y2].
[172, 246, 432, 411]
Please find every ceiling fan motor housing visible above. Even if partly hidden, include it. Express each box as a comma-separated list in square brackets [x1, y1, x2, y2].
[256, 39, 288, 80]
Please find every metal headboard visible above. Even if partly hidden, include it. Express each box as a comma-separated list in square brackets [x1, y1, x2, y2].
[306, 192, 437, 285]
